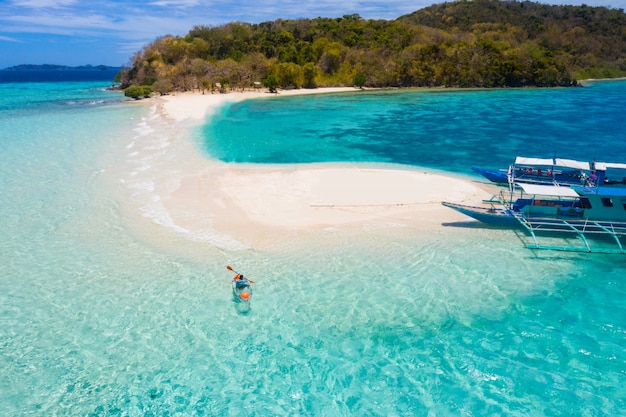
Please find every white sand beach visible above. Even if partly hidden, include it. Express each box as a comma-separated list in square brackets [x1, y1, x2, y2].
[128, 88, 498, 249]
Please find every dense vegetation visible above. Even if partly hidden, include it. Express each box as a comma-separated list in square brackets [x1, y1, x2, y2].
[117, 0, 626, 96]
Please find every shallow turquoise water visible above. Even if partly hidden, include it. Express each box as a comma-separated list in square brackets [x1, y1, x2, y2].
[204, 81, 626, 174]
[1, 80, 625, 416]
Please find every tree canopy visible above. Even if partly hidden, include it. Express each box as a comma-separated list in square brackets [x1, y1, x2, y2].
[118, 0, 626, 94]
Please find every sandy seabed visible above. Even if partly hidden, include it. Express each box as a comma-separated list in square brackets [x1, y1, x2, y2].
[120, 87, 498, 251]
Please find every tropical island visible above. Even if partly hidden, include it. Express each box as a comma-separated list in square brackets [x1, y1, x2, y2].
[117, 0, 626, 98]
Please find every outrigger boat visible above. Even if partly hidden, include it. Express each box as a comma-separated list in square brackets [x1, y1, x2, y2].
[443, 182, 626, 254]
[472, 156, 593, 187]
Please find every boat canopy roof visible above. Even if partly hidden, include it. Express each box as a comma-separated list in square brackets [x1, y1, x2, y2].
[518, 183, 580, 197]
[593, 162, 626, 171]
[514, 156, 590, 170]
[554, 158, 590, 170]
[572, 186, 626, 197]
[515, 156, 553, 166]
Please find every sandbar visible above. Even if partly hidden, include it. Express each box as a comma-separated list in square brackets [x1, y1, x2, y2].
[144, 88, 496, 249]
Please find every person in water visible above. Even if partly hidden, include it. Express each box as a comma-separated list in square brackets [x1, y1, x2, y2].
[233, 274, 250, 289]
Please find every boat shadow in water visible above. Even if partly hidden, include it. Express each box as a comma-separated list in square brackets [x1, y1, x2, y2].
[232, 286, 253, 315]
[441, 221, 518, 230]
[233, 298, 252, 315]
[443, 219, 626, 254]
[442, 220, 535, 248]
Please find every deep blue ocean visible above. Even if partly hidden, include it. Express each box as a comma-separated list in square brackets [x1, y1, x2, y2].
[0, 68, 121, 83]
[1, 74, 626, 416]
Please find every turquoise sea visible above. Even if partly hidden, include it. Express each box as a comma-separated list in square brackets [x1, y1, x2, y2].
[1, 76, 626, 416]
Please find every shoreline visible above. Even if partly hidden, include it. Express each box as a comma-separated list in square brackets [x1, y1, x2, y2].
[156, 86, 363, 122]
[116, 87, 499, 250]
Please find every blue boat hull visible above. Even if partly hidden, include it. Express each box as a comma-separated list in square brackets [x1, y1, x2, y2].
[471, 167, 508, 183]
[442, 202, 520, 226]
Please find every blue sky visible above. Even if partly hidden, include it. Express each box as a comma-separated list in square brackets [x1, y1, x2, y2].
[1, 0, 625, 69]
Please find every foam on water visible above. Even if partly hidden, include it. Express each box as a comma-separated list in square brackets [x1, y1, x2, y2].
[102, 101, 251, 251]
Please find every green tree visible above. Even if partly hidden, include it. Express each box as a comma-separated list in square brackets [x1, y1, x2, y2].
[153, 79, 174, 94]
[353, 73, 366, 88]
[263, 73, 280, 93]
[318, 42, 342, 74]
[302, 62, 318, 88]
[276, 62, 303, 88]
[124, 85, 152, 99]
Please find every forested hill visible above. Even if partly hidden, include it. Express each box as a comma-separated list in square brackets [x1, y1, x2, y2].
[118, 0, 626, 95]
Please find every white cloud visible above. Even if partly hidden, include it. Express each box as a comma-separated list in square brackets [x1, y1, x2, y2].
[148, 0, 202, 7]
[7, 12, 118, 29]
[0, 35, 23, 42]
[10, 0, 79, 8]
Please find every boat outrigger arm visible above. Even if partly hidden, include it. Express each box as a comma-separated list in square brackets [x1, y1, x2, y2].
[514, 214, 626, 254]
[511, 183, 626, 254]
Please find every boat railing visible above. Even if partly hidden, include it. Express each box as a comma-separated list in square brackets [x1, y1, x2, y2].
[482, 193, 506, 205]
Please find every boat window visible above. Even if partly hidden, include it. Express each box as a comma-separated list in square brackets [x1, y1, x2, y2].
[622, 200, 626, 210]
[601, 197, 614, 207]
[580, 198, 592, 209]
